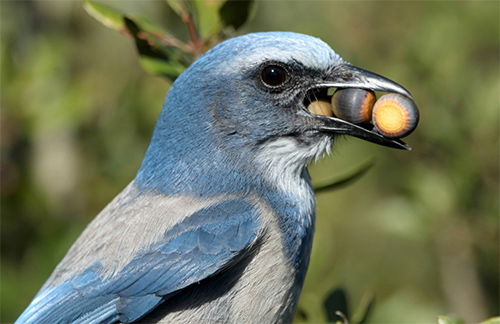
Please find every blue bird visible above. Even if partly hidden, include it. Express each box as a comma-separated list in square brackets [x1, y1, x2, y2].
[16, 32, 412, 323]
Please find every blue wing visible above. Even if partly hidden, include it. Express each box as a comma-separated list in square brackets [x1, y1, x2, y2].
[16, 198, 260, 324]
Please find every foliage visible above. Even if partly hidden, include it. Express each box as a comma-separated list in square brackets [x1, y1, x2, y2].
[321, 288, 375, 324]
[1, 1, 498, 323]
[314, 159, 374, 193]
[479, 317, 500, 324]
[438, 315, 465, 324]
[83, 0, 254, 80]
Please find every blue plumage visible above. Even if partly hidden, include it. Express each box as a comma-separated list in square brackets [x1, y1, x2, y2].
[17, 198, 259, 323]
[16, 32, 411, 323]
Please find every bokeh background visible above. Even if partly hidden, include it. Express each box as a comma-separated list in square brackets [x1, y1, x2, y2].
[1, 1, 498, 323]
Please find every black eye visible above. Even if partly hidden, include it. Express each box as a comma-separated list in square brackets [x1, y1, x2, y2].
[260, 65, 288, 87]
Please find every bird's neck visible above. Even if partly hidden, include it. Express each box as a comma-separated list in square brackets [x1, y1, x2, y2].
[252, 136, 332, 270]
[135, 140, 255, 197]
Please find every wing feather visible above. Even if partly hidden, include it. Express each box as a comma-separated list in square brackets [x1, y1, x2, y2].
[16, 197, 260, 324]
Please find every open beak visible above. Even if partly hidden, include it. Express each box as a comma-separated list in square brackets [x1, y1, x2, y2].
[305, 64, 413, 150]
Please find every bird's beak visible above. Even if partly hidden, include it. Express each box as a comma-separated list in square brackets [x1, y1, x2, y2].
[304, 64, 413, 150]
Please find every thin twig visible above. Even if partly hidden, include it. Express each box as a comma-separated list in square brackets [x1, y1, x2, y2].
[180, 12, 203, 57]
[150, 30, 191, 53]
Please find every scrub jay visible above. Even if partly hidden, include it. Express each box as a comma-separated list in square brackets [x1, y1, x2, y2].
[16, 32, 412, 324]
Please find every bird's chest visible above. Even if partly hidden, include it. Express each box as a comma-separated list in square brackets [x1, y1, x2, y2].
[225, 217, 312, 323]
[151, 210, 313, 324]
[221, 182, 316, 323]
[150, 188, 315, 324]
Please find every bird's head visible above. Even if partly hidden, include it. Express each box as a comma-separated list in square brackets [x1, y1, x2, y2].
[138, 32, 413, 193]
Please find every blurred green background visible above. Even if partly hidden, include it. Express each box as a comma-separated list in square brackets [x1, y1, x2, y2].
[1, 1, 498, 323]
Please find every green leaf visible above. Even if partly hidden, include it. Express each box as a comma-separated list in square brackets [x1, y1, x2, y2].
[314, 159, 375, 193]
[352, 294, 375, 324]
[124, 17, 169, 60]
[133, 15, 169, 35]
[123, 17, 188, 79]
[83, 0, 125, 32]
[84, 1, 191, 80]
[138, 56, 186, 79]
[296, 308, 309, 321]
[219, 0, 255, 30]
[437, 316, 465, 324]
[479, 317, 500, 324]
[192, 0, 224, 39]
[131, 15, 191, 60]
[323, 288, 350, 323]
[165, 0, 190, 19]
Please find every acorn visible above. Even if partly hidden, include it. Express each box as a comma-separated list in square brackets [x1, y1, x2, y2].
[331, 88, 376, 123]
[307, 100, 334, 117]
[372, 93, 419, 138]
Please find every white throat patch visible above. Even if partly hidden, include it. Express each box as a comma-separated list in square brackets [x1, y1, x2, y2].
[255, 136, 332, 220]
